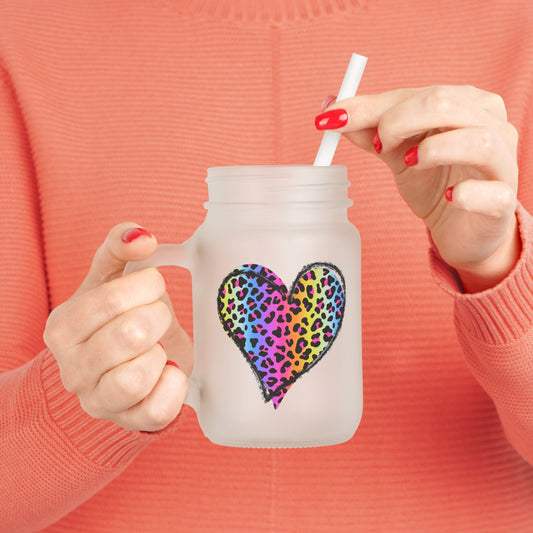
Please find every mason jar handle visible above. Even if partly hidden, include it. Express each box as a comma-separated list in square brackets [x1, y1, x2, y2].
[123, 242, 200, 411]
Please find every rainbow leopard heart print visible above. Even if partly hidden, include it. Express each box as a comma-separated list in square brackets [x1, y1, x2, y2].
[217, 263, 346, 409]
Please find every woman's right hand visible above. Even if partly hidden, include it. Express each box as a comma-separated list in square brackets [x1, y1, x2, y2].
[43, 223, 190, 432]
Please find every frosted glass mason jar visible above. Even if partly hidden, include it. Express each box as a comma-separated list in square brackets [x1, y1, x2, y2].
[126, 165, 362, 448]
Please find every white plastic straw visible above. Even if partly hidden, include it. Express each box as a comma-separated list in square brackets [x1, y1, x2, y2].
[313, 53, 367, 166]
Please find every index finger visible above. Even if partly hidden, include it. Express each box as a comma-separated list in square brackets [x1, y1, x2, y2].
[323, 87, 420, 132]
[325, 85, 506, 132]
[320, 88, 420, 153]
[59, 267, 166, 345]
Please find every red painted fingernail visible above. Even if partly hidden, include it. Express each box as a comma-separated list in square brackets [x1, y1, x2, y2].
[165, 360, 179, 369]
[320, 94, 337, 112]
[404, 146, 418, 166]
[315, 108, 349, 130]
[373, 129, 382, 154]
[445, 186, 454, 201]
[157, 341, 165, 350]
[122, 227, 152, 243]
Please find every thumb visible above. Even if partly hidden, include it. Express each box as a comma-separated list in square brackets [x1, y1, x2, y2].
[77, 222, 158, 294]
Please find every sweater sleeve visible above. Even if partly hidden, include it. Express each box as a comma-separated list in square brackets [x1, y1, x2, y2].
[0, 66, 177, 532]
[430, 203, 533, 465]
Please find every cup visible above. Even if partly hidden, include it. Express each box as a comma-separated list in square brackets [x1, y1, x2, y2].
[125, 165, 362, 448]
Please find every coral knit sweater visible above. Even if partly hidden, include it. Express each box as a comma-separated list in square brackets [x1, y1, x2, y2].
[1, 1, 533, 531]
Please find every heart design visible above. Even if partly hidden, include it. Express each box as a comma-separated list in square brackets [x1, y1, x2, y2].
[217, 263, 346, 409]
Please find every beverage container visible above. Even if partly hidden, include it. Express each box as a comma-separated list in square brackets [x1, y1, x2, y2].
[126, 165, 362, 447]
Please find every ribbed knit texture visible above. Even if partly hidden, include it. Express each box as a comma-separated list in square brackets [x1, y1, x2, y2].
[1, 1, 533, 531]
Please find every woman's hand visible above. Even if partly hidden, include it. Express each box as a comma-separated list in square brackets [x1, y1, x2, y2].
[44, 223, 191, 432]
[316, 86, 521, 292]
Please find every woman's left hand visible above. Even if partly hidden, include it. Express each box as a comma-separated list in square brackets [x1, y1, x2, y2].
[316, 85, 521, 292]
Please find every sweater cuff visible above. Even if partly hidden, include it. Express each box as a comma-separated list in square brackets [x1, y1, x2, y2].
[429, 203, 533, 344]
[40, 348, 182, 469]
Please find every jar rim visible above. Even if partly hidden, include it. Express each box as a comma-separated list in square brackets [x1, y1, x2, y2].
[207, 165, 347, 183]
